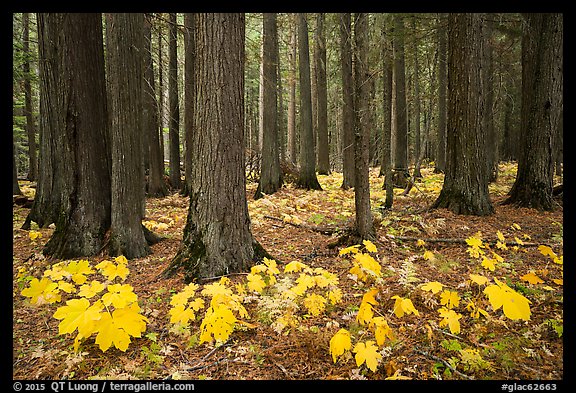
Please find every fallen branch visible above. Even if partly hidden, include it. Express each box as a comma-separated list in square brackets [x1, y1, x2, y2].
[413, 348, 474, 380]
[386, 234, 551, 248]
[263, 215, 343, 235]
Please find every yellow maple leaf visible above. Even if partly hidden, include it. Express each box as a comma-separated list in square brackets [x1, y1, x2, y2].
[440, 290, 460, 309]
[263, 257, 280, 275]
[511, 223, 521, 230]
[481, 256, 497, 272]
[199, 304, 237, 344]
[29, 230, 43, 241]
[78, 280, 105, 298]
[385, 369, 411, 380]
[420, 281, 443, 294]
[339, 244, 360, 256]
[357, 288, 379, 325]
[57, 280, 76, 294]
[538, 245, 557, 259]
[469, 273, 489, 286]
[363, 239, 378, 253]
[438, 307, 462, 334]
[329, 328, 352, 363]
[284, 260, 309, 273]
[53, 298, 103, 337]
[21, 277, 60, 305]
[422, 250, 436, 261]
[416, 239, 426, 247]
[496, 230, 506, 242]
[353, 341, 382, 372]
[391, 295, 419, 318]
[328, 288, 343, 305]
[247, 273, 266, 293]
[466, 234, 484, 249]
[96, 260, 130, 281]
[369, 316, 394, 346]
[169, 304, 197, 325]
[552, 278, 563, 286]
[352, 252, 382, 280]
[64, 260, 94, 285]
[483, 279, 531, 321]
[101, 284, 138, 309]
[303, 293, 327, 316]
[94, 312, 131, 352]
[521, 272, 544, 285]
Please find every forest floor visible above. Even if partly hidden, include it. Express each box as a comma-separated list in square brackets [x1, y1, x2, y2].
[12, 162, 564, 381]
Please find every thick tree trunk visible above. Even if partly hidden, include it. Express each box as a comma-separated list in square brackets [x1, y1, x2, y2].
[164, 13, 269, 282]
[504, 13, 562, 211]
[255, 13, 283, 199]
[296, 13, 322, 190]
[353, 13, 375, 239]
[30, 13, 112, 258]
[106, 13, 149, 259]
[168, 13, 181, 190]
[431, 13, 494, 216]
[144, 14, 167, 198]
[340, 13, 355, 189]
[315, 13, 330, 175]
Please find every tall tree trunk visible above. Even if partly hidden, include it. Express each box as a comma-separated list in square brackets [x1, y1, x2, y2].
[380, 14, 394, 209]
[504, 13, 563, 211]
[315, 13, 330, 175]
[411, 16, 422, 179]
[353, 13, 375, 239]
[168, 13, 181, 190]
[277, 33, 286, 163]
[22, 12, 37, 182]
[296, 13, 322, 190]
[157, 15, 165, 168]
[144, 13, 167, 197]
[29, 13, 112, 258]
[255, 13, 283, 199]
[106, 13, 149, 258]
[483, 15, 498, 183]
[183, 13, 195, 196]
[435, 13, 447, 174]
[287, 14, 298, 165]
[163, 13, 269, 282]
[340, 13, 355, 189]
[432, 13, 494, 216]
[392, 14, 409, 188]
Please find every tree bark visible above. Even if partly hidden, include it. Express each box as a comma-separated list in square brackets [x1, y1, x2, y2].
[340, 13, 355, 189]
[13, 140, 22, 195]
[144, 14, 167, 197]
[163, 13, 269, 282]
[106, 13, 149, 258]
[353, 13, 375, 239]
[168, 13, 181, 190]
[504, 13, 563, 211]
[431, 13, 494, 216]
[315, 13, 330, 175]
[29, 13, 112, 259]
[296, 13, 322, 190]
[435, 13, 447, 174]
[287, 14, 298, 165]
[392, 14, 409, 188]
[255, 13, 283, 199]
[380, 14, 394, 209]
[22, 12, 38, 182]
[183, 13, 195, 196]
[411, 16, 423, 179]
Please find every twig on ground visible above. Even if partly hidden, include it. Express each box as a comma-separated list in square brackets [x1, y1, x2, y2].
[413, 348, 474, 380]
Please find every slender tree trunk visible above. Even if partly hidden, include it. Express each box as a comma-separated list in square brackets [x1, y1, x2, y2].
[380, 15, 394, 208]
[277, 34, 286, 163]
[432, 13, 494, 216]
[106, 13, 149, 258]
[353, 13, 375, 239]
[392, 14, 409, 188]
[168, 13, 181, 190]
[157, 15, 165, 169]
[340, 13, 355, 189]
[183, 13, 195, 196]
[315, 13, 330, 175]
[144, 14, 167, 197]
[296, 13, 322, 190]
[163, 13, 270, 282]
[287, 15, 298, 165]
[22, 12, 38, 182]
[255, 13, 283, 199]
[435, 13, 447, 174]
[504, 13, 563, 211]
[483, 16, 498, 183]
[29, 13, 112, 258]
[13, 140, 22, 195]
[411, 16, 423, 179]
